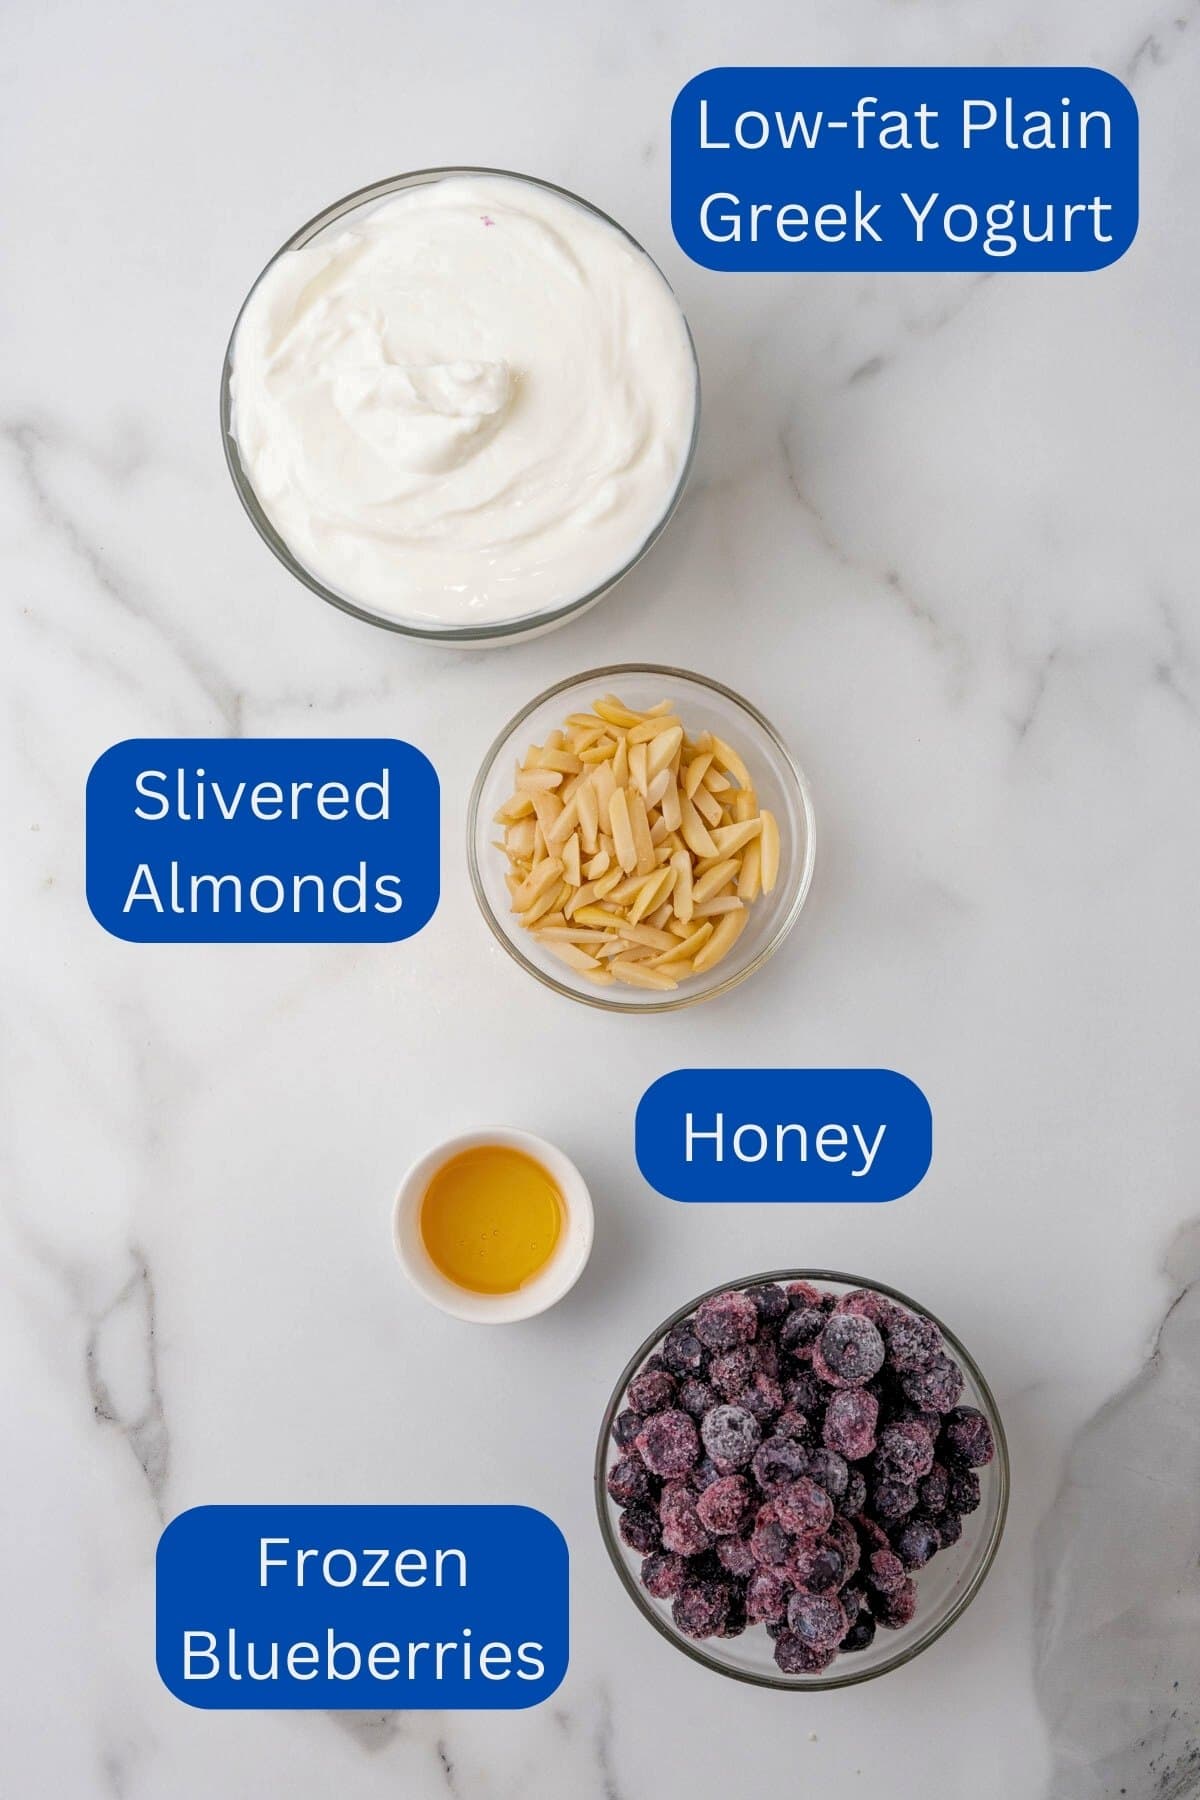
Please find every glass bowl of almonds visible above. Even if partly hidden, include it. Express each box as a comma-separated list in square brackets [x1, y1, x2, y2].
[467, 666, 816, 1011]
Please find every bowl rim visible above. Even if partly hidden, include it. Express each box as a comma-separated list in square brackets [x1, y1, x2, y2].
[219, 166, 701, 642]
[594, 1267, 1010, 1689]
[467, 663, 817, 1013]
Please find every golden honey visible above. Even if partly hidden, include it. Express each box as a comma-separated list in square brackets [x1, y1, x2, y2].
[419, 1145, 564, 1295]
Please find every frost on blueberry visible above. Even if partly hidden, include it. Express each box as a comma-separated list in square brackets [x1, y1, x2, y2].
[774, 1474, 834, 1538]
[694, 1289, 759, 1351]
[752, 1434, 809, 1494]
[641, 1551, 686, 1599]
[813, 1313, 885, 1387]
[876, 1419, 936, 1484]
[627, 1367, 676, 1415]
[823, 1388, 879, 1462]
[696, 1474, 752, 1536]
[745, 1565, 790, 1624]
[700, 1403, 761, 1468]
[892, 1516, 941, 1570]
[943, 1405, 995, 1467]
[901, 1352, 964, 1414]
[618, 1504, 661, 1554]
[636, 1408, 700, 1478]
[786, 1591, 848, 1651]
[883, 1307, 941, 1373]
[672, 1576, 731, 1640]
[606, 1455, 650, 1507]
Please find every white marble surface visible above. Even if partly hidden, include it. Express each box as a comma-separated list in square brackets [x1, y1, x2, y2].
[2, 1, 1198, 1795]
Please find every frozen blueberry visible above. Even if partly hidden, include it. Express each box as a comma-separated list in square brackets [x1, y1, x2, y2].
[937, 1510, 963, 1549]
[876, 1420, 936, 1483]
[835, 1288, 899, 1330]
[696, 1474, 752, 1536]
[874, 1575, 918, 1630]
[754, 1338, 782, 1379]
[660, 1496, 712, 1557]
[823, 1388, 879, 1462]
[780, 1307, 825, 1356]
[892, 1516, 941, 1570]
[790, 1536, 845, 1595]
[943, 1406, 995, 1468]
[636, 1409, 700, 1478]
[689, 1456, 722, 1493]
[678, 1377, 717, 1419]
[775, 1475, 835, 1538]
[672, 1577, 731, 1640]
[606, 1455, 651, 1507]
[701, 1404, 761, 1468]
[840, 1470, 868, 1517]
[627, 1367, 676, 1415]
[871, 1477, 918, 1523]
[612, 1409, 641, 1450]
[866, 1547, 907, 1595]
[745, 1565, 791, 1624]
[662, 1320, 706, 1376]
[840, 1610, 876, 1654]
[752, 1434, 810, 1493]
[710, 1346, 756, 1399]
[806, 1449, 850, 1500]
[884, 1308, 942, 1373]
[784, 1370, 825, 1415]
[901, 1353, 964, 1414]
[773, 1630, 838, 1674]
[825, 1516, 861, 1583]
[786, 1591, 848, 1652]
[853, 1513, 890, 1555]
[750, 1506, 794, 1568]
[739, 1372, 785, 1423]
[640, 1551, 685, 1599]
[813, 1314, 885, 1388]
[774, 1406, 815, 1446]
[918, 1462, 951, 1515]
[746, 1282, 789, 1325]
[618, 1505, 661, 1554]
[694, 1290, 759, 1351]
[716, 1532, 757, 1578]
[785, 1280, 824, 1308]
[947, 1467, 981, 1515]
[716, 1589, 748, 1638]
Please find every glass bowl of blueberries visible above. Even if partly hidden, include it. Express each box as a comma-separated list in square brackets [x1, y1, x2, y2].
[595, 1270, 1009, 1689]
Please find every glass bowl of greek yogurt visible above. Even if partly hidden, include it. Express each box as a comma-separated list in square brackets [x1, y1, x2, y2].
[467, 665, 816, 1012]
[221, 168, 700, 643]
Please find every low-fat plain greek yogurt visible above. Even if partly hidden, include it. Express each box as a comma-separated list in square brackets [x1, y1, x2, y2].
[228, 173, 698, 631]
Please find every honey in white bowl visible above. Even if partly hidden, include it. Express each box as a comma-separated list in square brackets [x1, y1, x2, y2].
[419, 1145, 564, 1295]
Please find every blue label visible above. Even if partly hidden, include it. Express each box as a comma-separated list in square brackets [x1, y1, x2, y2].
[672, 67, 1137, 271]
[636, 1069, 931, 1203]
[156, 1505, 568, 1709]
[86, 739, 439, 943]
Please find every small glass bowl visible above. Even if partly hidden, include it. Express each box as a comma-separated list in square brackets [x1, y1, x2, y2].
[219, 167, 700, 644]
[467, 666, 816, 1013]
[595, 1270, 1009, 1689]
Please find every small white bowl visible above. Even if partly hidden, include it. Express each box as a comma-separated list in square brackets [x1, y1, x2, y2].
[392, 1129, 594, 1323]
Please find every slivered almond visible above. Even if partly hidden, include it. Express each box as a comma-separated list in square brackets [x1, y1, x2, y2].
[583, 847, 610, 880]
[628, 714, 681, 744]
[609, 787, 637, 873]
[563, 833, 582, 887]
[653, 921, 714, 965]
[679, 793, 718, 860]
[628, 791, 656, 876]
[511, 857, 563, 910]
[629, 864, 676, 926]
[546, 941, 601, 972]
[646, 724, 684, 779]
[593, 697, 642, 729]
[692, 782, 724, 827]
[737, 837, 762, 902]
[629, 741, 649, 795]
[660, 777, 682, 832]
[684, 752, 713, 797]
[610, 959, 679, 991]
[646, 899, 675, 930]
[759, 809, 780, 892]
[619, 921, 678, 950]
[691, 905, 749, 972]
[709, 818, 763, 857]
[693, 895, 745, 917]
[692, 858, 741, 906]
[710, 734, 754, 789]
[670, 846, 693, 923]
[516, 767, 564, 792]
